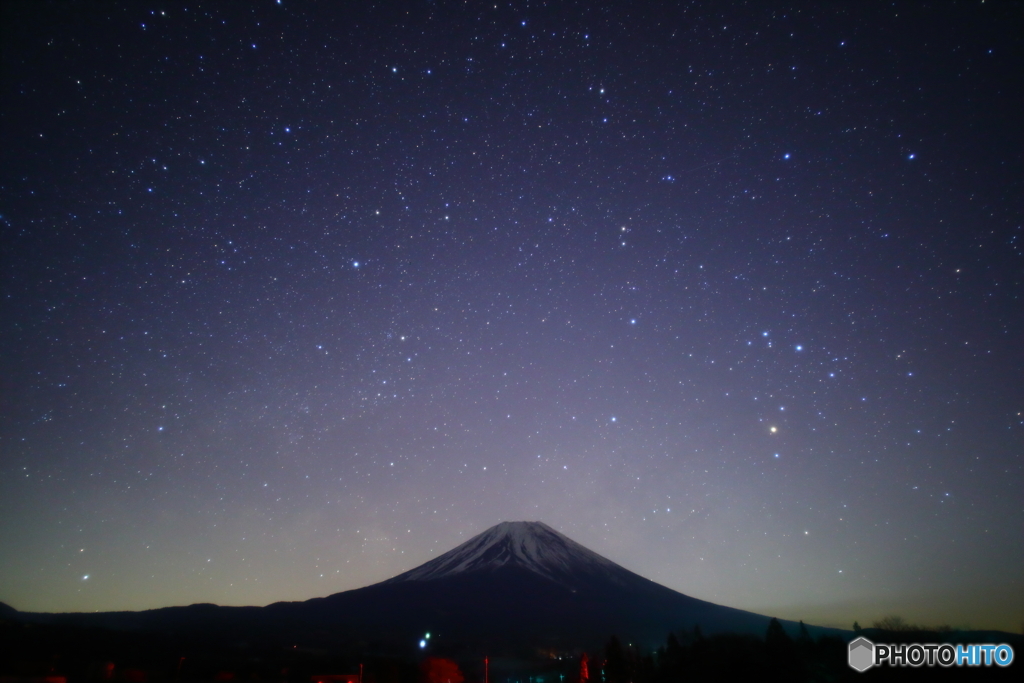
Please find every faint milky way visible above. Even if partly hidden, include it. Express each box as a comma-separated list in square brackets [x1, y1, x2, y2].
[1, 1, 1022, 632]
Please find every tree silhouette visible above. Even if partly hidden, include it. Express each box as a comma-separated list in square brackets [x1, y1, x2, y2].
[765, 618, 804, 682]
[602, 638, 626, 683]
[661, 632, 683, 680]
[873, 615, 916, 632]
[604, 636, 628, 683]
[765, 618, 791, 647]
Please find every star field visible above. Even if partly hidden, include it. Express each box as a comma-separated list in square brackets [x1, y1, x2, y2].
[1, 1, 1022, 632]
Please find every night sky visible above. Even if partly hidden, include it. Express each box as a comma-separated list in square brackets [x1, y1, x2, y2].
[2, 1, 1022, 633]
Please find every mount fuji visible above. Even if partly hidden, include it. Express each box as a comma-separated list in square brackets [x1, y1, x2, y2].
[383, 521, 630, 586]
[9, 521, 845, 650]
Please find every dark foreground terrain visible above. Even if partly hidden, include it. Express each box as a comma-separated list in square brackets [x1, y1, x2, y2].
[2, 613, 1021, 683]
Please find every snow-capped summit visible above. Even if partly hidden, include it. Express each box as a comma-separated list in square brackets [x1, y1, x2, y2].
[383, 521, 628, 586]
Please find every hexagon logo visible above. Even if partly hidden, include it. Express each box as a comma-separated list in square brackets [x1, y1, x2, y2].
[848, 636, 875, 672]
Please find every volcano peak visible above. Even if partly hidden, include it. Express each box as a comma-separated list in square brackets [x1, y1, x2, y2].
[383, 520, 625, 585]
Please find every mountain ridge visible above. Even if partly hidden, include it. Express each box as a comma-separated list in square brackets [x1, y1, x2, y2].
[5, 520, 855, 650]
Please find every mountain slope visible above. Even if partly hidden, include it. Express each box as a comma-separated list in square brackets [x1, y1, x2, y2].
[265, 521, 843, 647]
[9, 521, 849, 650]
[383, 521, 628, 586]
